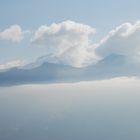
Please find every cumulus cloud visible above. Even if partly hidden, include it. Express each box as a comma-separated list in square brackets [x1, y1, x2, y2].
[0, 25, 24, 43]
[0, 60, 25, 71]
[2, 21, 140, 85]
[95, 21, 140, 61]
[31, 21, 140, 67]
[31, 21, 98, 67]
[30, 20, 140, 67]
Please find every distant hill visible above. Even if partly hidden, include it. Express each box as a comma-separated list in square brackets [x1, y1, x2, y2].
[0, 53, 140, 86]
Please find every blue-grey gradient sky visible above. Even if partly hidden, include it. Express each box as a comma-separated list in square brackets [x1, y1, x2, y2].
[1, 2, 140, 139]
[1, 0, 140, 68]
[1, 0, 140, 30]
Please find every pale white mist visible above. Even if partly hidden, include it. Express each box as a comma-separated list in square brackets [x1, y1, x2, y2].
[0, 77, 140, 140]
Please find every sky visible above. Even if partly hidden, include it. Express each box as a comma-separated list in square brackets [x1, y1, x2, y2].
[1, 0, 140, 67]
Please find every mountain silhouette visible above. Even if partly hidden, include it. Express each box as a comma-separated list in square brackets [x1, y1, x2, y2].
[0, 53, 139, 86]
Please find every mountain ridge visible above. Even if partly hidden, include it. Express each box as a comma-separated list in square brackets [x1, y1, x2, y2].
[0, 53, 139, 86]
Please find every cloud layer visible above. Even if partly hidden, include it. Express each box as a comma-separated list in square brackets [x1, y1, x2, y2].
[0, 60, 25, 71]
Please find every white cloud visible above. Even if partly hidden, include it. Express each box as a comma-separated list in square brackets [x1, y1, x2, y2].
[31, 21, 140, 67]
[95, 21, 140, 61]
[0, 21, 140, 68]
[32, 20, 98, 67]
[0, 25, 24, 43]
[0, 60, 25, 70]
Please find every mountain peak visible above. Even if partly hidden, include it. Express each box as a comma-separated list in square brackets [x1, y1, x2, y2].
[97, 53, 126, 66]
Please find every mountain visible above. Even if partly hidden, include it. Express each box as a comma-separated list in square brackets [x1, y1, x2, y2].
[84, 53, 140, 80]
[0, 54, 140, 86]
[0, 62, 84, 86]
